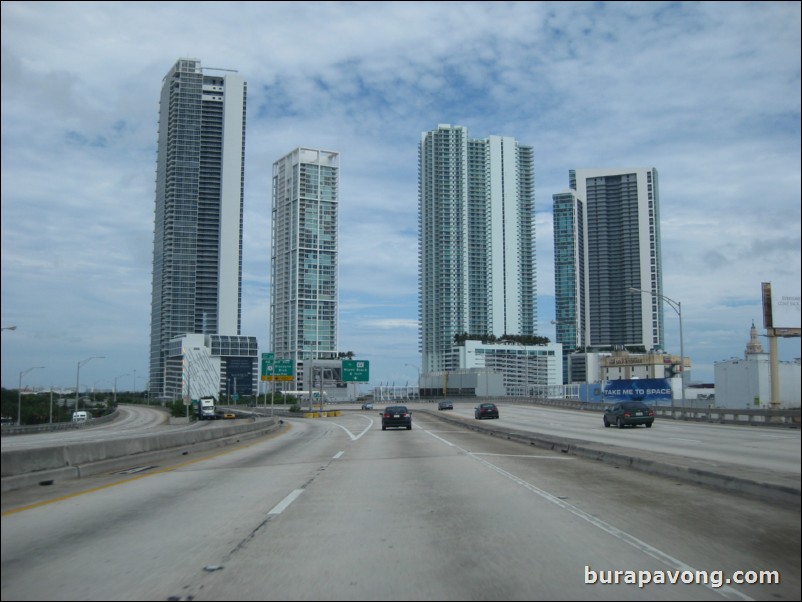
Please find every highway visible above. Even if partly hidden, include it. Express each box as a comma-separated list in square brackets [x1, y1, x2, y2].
[0, 404, 200, 450]
[1, 406, 799, 601]
[424, 402, 802, 475]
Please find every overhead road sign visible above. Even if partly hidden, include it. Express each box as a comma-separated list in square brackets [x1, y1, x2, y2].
[342, 360, 369, 382]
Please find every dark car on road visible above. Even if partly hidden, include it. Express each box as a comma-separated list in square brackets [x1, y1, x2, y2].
[438, 400, 453, 411]
[603, 401, 654, 428]
[474, 402, 499, 419]
[381, 405, 412, 430]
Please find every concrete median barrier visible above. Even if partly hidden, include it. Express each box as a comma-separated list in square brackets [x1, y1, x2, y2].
[1, 418, 282, 492]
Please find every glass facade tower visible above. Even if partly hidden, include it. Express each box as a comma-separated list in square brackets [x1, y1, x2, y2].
[149, 58, 247, 400]
[553, 168, 663, 381]
[552, 189, 585, 383]
[271, 148, 339, 381]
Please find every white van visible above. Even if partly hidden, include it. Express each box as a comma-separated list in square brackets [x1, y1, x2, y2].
[72, 410, 89, 423]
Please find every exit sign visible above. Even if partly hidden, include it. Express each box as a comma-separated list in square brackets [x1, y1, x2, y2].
[342, 360, 369, 382]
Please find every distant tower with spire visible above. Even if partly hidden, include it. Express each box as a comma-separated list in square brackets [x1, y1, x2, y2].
[744, 321, 765, 358]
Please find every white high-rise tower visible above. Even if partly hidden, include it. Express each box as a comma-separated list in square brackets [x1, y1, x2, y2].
[270, 148, 339, 386]
[418, 124, 536, 374]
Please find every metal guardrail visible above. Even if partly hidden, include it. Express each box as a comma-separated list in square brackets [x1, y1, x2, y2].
[652, 405, 800, 426]
[0, 409, 121, 436]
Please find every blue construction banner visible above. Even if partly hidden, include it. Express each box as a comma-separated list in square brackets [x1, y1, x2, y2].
[603, 378, 673, 405]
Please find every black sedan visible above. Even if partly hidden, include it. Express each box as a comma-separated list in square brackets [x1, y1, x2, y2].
[381, 405, 412, 430]
[603, 401, 655, 428]
[437, 400, 453, 410]
[475, 402, 499, 419]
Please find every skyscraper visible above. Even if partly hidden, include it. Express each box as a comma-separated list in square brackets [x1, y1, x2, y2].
[418, 124, 536, 374]
[270, 147, 339, 387]
[149, 58, 250, 401]
[552, 188, 584, 384]
[553, 168, 663, 381]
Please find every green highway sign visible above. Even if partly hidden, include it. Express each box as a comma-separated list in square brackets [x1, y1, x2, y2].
[342, 360, 369, 382]
[269, 359, 294, 382]
[261, 353, 275, 380]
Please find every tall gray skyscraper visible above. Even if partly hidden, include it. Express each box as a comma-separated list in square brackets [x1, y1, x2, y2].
[553, 168, 664, 380]
[149, 58, 248, 400]
[270, 148, 339, 384]
[418, 124, 536, 374]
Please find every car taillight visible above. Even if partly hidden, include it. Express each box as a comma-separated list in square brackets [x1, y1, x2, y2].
[648, 410, 654, 416]
[623, 412, 631, 417]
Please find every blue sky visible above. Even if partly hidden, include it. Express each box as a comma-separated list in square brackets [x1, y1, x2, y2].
[1, 1, 800, 393]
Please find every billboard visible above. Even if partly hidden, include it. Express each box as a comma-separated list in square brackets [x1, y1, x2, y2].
[762, 282, 801, 330]
[603, 378, 672, 405]
[226, 357, 255, 395]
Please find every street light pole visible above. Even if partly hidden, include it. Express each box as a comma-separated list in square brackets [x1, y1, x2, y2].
[75, 356, 105, 412]
[92, 380, 107, 402]
[405, 364, 421, 400]
[628, 287, 684, 414]
[114, 373, 130, 404]
[18, 366, 45, 426]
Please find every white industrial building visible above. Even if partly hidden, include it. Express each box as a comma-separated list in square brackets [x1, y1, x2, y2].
[714, 323, 801, 409]
[167, 333, 259, 402]
[441, 339, 563, 397]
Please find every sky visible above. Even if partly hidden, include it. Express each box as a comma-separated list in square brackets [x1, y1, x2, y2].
[1, 1, 800, 395]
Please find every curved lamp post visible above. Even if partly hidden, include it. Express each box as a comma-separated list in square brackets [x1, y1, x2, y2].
[405, 363, 420, 400]
[76, 356, 105, 412]
[628, 287, 684, 413]
[18, 366, 45, 426]
[114, 373, 130, 404]
[92, 379, 108, 401]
